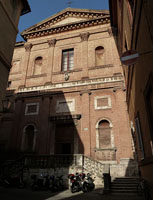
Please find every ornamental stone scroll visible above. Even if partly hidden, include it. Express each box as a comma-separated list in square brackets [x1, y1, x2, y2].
[24, 43, 33, 52]
[80, 32, 90, 42]
[48, 39, 56, 47]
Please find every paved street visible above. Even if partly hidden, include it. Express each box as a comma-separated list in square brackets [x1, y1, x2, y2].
[0, 186, 143, 200]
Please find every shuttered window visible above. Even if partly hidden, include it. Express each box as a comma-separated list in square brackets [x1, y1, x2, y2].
[62, 49, 74, 71]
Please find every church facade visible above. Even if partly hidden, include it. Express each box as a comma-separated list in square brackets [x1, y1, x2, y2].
[0, 8, 136, 178]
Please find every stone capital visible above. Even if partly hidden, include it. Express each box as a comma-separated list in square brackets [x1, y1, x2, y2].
[48, 39, 56, 47]
[80, 32, 90, 42]
[24, 43, 33, 52]
[80, 90, 92, 96]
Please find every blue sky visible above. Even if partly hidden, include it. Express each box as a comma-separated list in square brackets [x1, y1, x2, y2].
[17, 0, 109, 42]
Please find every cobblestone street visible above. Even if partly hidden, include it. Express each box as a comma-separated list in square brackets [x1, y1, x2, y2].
[0, 187, 143, 200]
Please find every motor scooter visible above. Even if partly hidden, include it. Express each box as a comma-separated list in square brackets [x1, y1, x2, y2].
[82, 173, 95, 192]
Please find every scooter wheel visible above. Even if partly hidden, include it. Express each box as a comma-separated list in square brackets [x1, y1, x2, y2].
[71, 185, 79, 193]
[82, 183, 88, 193]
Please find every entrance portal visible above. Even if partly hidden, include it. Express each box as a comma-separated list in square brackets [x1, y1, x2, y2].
[55, 123, 74, 154]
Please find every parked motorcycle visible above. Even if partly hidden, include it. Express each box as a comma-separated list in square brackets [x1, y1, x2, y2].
[82, 173, 95, 192]
[68, 173, 80, 193]
[68, 172, 90, 193]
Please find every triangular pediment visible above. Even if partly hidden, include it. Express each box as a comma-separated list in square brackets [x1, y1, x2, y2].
[51, 16, 88, 27]
[21, 8, 110, 40]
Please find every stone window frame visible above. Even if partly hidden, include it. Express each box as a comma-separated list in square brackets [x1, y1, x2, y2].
[58, 45, 77, 73]
[94, 95, 111, 110]
[21, 123, 37, 152]
[25, 103, 39, 116]
[95, 118, 114, 150]
[56, 99, 75, 113]
[61, 48, 74, 72]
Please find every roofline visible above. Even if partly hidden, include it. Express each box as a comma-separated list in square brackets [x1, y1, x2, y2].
[21, 7, 109, 34]
[21, 0, 31, 16]
[15, 41, 25, 47]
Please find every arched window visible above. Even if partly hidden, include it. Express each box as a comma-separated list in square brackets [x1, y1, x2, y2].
[95, 46, 104, 66]
[34, 56, 43, 75]
[22, 124, 37, 152]
[98, 120, 111, 149]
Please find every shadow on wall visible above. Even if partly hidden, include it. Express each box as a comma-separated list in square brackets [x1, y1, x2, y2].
[125, 159, 138, 177]
[0, 89, 84, 188]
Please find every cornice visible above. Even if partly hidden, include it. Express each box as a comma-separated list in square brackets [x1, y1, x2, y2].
[22, 16, 110, 40]
[22, 8, 109, 33]
[16, 75, 123, 94]
[21, 8, 110, 40]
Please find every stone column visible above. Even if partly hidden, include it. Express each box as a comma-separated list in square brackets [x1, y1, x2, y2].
[20, 42, 32, 87]
[80, 90, 91, 156]
[46, 39, 56, 84]
[80, 32, 90, 79]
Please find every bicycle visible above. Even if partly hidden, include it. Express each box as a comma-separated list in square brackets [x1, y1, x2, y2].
[137, 178, 152, 200]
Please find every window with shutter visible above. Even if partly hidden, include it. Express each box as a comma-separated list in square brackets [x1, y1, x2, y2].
[62, 49, 74, 71]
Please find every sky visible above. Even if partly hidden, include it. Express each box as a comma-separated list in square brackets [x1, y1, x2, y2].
[16, 0, 109, 42]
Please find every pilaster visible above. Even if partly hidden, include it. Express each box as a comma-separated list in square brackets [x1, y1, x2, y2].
[46, 39, 56, 84]
[80, 32, 90, 79]
[20, 42, 32, 87]
[80, 90, 91, 156]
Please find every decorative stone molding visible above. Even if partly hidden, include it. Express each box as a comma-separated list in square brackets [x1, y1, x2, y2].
[94, 95, 111, 110]
[48, 39, 56, 47]
[25, 102, 39, 116]
[80, 32, 90, 41]
[22, 18, 110, 40]
[49, 114, 81, 121]
[17, 76, 124, 94]
[24, 43, 33, 51]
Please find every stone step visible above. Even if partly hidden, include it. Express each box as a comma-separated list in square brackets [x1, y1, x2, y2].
[111, 192, 143, 197]
[112, 182, 138, 185]
[111, 185, 138, 189]
[111, 189, 138, 193]
[114, 178, 139, 181]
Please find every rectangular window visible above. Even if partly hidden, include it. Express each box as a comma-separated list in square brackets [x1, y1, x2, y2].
[25, 103, 39, 116]
[62, 49, 74, 71]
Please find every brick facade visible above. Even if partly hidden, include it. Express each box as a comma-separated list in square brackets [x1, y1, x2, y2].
[0, 8, 134, 169]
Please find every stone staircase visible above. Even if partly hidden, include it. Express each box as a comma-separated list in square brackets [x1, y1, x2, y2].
[83, 155, 105, 185]
[111, 177, 140, 195]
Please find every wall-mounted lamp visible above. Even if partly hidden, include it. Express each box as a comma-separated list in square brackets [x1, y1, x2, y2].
[2, 98, 10, 112]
